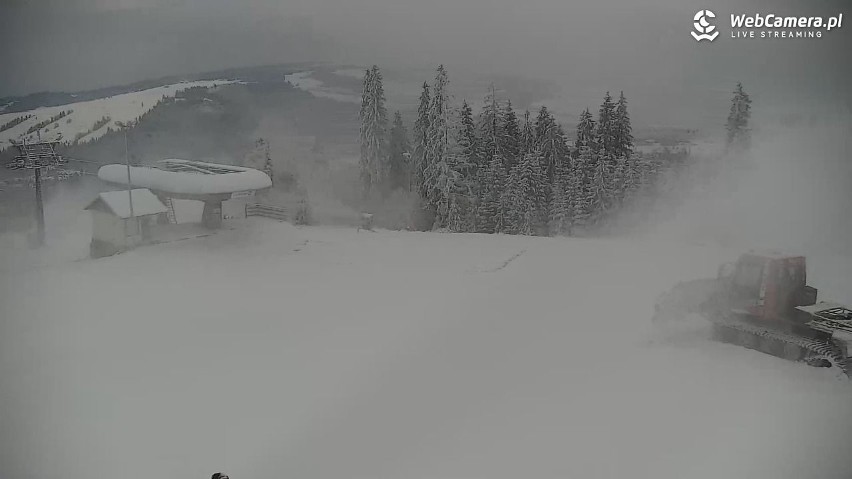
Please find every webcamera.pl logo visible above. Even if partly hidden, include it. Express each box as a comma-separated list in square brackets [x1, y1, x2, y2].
[693, 9, 844, 41]
[692, 10, 719, 41]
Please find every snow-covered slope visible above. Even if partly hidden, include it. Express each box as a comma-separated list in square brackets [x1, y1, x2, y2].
[285, 71, 360, 103]
[0, 80, 238, 150]
[1, 220, 850, 479]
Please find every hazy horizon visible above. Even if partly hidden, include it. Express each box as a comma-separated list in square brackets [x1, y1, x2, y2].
[2, 0, 850, 130]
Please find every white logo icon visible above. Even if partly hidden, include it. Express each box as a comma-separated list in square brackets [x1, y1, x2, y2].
[692, 10, 720, 41]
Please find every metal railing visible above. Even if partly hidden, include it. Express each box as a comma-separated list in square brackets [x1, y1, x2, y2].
[245, 203, 288, 221]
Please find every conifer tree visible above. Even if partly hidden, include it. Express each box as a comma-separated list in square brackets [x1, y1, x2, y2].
[521, 110, 535, 156]
[535, 107, 570, 187]
[444, 101, 480, 232]
[359, 66, 389, 196]
[423, 65, 464, 229]
[413, 82, 431, 197]
[596, 92, 615, 157]
[477, 153, 507, 233]
[388, 111, 411, 192]
[501, 101, 521, 169]
[478, 84, 504, 170]
[611, 155, 628, 207]
[622, 154, 640, 200]
[359, 68, 375, 195]
[613, 91, 634, 159]
[596, 91, 616, 157]
[511, 148, 547, 235]
[571, 148, 593, 230]
[575, 108, 597, 151]
[534, 106, 556, 179]
[477, 84, 511, 231]
[588, 151, 611, 227]
[458, 100, 480, 181]
[726, 82, 752, 150]
[548, 158, 573, 236]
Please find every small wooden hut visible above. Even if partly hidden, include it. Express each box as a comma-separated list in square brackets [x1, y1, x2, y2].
[85, 189, 167, 257]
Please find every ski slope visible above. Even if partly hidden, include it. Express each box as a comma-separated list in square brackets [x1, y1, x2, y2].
[1, 220, 851, 479]
[0, 80, 238, 150]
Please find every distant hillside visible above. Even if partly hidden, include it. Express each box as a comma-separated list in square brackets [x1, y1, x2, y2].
[0, 63, 317, 115]
[0, 80, 242, 152]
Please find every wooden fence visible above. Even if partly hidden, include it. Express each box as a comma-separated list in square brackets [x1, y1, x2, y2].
[245, 203, 288, 221]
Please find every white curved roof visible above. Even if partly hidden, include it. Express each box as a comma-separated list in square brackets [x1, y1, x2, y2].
[98, 159, 271, 195]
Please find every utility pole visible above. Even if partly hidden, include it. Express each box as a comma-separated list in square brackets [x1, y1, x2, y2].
[6, 140, 66, 248]
[116, 121, 136, 238]
[33, 166, 45, 244]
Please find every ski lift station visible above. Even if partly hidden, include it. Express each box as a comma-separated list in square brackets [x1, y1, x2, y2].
[97, 159, 272, 229]
[87, 159, 271, 257]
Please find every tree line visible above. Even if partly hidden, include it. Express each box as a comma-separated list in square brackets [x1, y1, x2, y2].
[360, 65, 749, 235]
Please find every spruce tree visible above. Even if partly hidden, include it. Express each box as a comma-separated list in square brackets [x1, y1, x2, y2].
[477, 152, 507, 233]
[534, 106, 559, 180]
[575, 108, 597, 151]
[571, 148, 593, 230]
[477, 84, 504, 173]
[521, 110, 535, 156]
[359, 66, 389, 196]
[548, 158, 573, 236]
[726, 82, 752, 150]
[596, 91, 616, 157]
[413, 82, 431, 198]
[388, 111, 411, 192]
[512, 148, 547, 235]
[478, 84, 502, 153]
[359, 68, 375, 195]
[613, 91, 634, 159]
[588, 151, 611, 228]
[423, 65, 463, 229]
[448, 100, 479, 232]
[610, 155, 627, 208]
[458, 100, 480, 181]
[622, 154, 640, 200]
[476, 84, 510, 232]
[501, 100, 521, 170]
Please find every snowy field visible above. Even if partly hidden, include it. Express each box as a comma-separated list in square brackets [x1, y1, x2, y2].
[1, 219, 851, 479]
[286, 70, 422, 110]
[0, 80, 238, 150]
[285, 71, 361, 104]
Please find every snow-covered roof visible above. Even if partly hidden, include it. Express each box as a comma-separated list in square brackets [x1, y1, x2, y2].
[86, 188, 167, 218]
[97, 159, 271, 196]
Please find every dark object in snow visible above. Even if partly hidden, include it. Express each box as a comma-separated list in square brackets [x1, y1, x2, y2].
[358, 212, 374, 232]
[294, 199, 312, 225]
[212, 473, 229, 479]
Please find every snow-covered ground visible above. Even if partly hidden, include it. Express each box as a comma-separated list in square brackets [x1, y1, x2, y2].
[1, 218, 850, 479]
[285, 71, 361, 104]
[0, 80, 239, 150]
[285, 70, 420, 109]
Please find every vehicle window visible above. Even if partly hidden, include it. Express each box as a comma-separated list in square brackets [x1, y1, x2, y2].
[733, 263, 764, 293]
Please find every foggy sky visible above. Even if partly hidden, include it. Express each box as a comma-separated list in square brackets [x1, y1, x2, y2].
[1, 0, 850, 128]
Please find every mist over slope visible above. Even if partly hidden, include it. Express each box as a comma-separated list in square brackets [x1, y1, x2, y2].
[628, 111, 852, 303]
[1, 220, 850, 479]
[650, 115, 852, 251]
